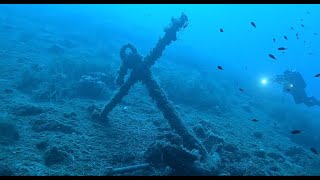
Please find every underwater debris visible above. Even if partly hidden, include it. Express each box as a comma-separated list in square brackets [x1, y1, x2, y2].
[273, 38, 276, 42]
[301, 24, 305, 27]
[239, 88, 244, 92]
[145, 140, 200, 175]
[314, 73, 320, 77]
[217, 65, 223, 70]
[291, 27, 294, 30]
[291, 130, 303, 134]
[156, 132, 184, 146]
[144, 133, 219, 176]
[284, 36, 288, 40]
[250, 21, 256, 28]
[268, 54, 276, 60]
[220, 28, 224, 32]
[105, 163, 150, 176]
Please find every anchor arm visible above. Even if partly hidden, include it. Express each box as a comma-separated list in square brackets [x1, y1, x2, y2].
[100, 73, 139, 121]
[144, 13, 188, 69]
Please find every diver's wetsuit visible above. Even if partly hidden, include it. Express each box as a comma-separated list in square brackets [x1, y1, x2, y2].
[274, 70, 320, 107]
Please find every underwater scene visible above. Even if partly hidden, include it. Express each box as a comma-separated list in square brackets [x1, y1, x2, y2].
[0, 4, 320, 176]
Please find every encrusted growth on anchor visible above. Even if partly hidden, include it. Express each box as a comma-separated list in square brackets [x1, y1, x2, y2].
[99, 13, 218, 175]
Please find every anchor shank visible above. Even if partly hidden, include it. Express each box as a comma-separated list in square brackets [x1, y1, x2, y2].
[142, 70, 207, 157]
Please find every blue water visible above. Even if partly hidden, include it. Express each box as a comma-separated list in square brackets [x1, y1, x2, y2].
[0, 4, 320, 176]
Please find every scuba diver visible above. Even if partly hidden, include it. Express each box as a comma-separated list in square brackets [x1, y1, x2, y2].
[273, 69, 320, 107]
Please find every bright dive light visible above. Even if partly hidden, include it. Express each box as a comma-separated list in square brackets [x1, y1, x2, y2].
[261, 78, 267, 85]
